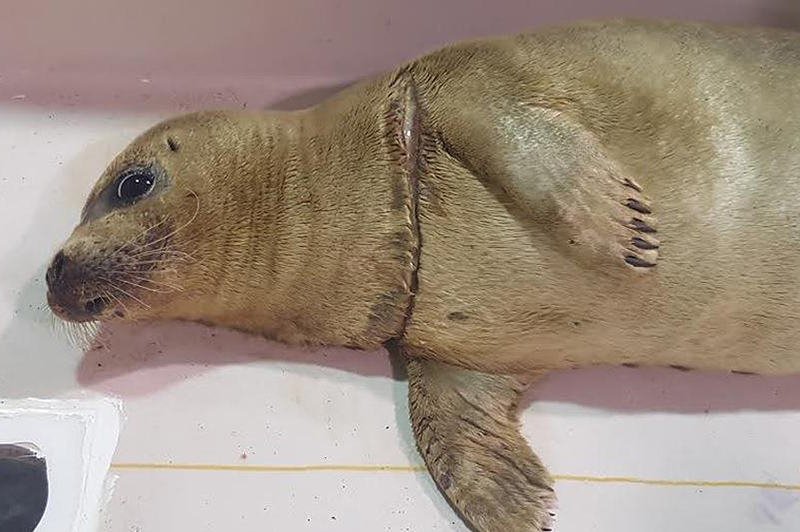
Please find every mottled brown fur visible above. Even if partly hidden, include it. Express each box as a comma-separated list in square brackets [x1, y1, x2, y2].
[46, 18, 800, 532]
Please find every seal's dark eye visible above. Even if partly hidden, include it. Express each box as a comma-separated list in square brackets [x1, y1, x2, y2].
[116, 170, 155, 203]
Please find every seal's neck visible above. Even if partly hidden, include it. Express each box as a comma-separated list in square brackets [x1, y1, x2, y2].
[184, 74, 421, 349]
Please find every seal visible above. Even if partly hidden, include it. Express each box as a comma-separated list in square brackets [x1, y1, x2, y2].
[45, 18, 800, 532]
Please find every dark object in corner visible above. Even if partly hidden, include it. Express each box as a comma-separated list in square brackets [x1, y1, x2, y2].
[0, 443, 48, 532]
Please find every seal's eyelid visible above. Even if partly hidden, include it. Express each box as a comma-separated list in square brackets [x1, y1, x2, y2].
[166, 137, 179, 152]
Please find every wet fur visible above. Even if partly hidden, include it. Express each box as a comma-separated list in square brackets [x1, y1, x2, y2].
[47, 19, 800, 532]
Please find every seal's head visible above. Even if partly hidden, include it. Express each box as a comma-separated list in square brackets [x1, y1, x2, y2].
[45, 110, 259, 325]
[45, 85, 413, 347]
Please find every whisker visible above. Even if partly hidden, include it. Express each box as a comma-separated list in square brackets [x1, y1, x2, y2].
[87, 318, 110, 351]
[103, 270, 184, 292]
[86, 322, 104, 350]
[113, 276, 173, 294]
[106, 268, 180, 280]
[52, 319, 75, 347]
[91, 334, 110, 352]
[105, 288, 130, 316]
[75, 323, 88, 345]
[110, 269, 183, 285]
[59, 320, 100, 352]
[124, 274, 184, 292]
[82, 321, 101, 345]
[116, 260, 191, 269]
[126, 249, 195, 260]
[125, 191, 200, 254]
[99, 277, 151, 309]
[109, 217, 170, 258]
[59, 320, 75, 346]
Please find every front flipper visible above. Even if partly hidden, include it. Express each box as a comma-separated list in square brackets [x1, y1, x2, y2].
[406, 357, 556, 532]
[440, 105, 659, 270]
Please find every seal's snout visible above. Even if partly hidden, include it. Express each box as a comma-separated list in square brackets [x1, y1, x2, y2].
[45, 251, 66, 286]
[45, 250, 82, 296]
[45, 250, 109, 322]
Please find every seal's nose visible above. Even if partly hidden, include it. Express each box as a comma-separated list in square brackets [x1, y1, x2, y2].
[45, 249, 114, 322]
[45, 251, 67, 288]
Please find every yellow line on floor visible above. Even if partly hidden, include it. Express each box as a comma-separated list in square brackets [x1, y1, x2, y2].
[109, 463, 800, 491]
[551, 474, 800, 492]
[111, 463, 425, 473]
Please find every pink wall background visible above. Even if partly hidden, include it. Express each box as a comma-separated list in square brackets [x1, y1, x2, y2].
[1, 0, 799, 109]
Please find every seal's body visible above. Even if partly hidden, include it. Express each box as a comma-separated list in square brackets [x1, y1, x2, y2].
[45, 19, 800, 532]
[404, 20, 800, 376]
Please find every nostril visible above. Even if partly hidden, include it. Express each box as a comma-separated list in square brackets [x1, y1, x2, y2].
[47, 252, 66, 285]
[83, 296, 111, 316]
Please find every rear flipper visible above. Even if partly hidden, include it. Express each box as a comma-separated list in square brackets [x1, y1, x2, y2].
[406, 357, 556, 532]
